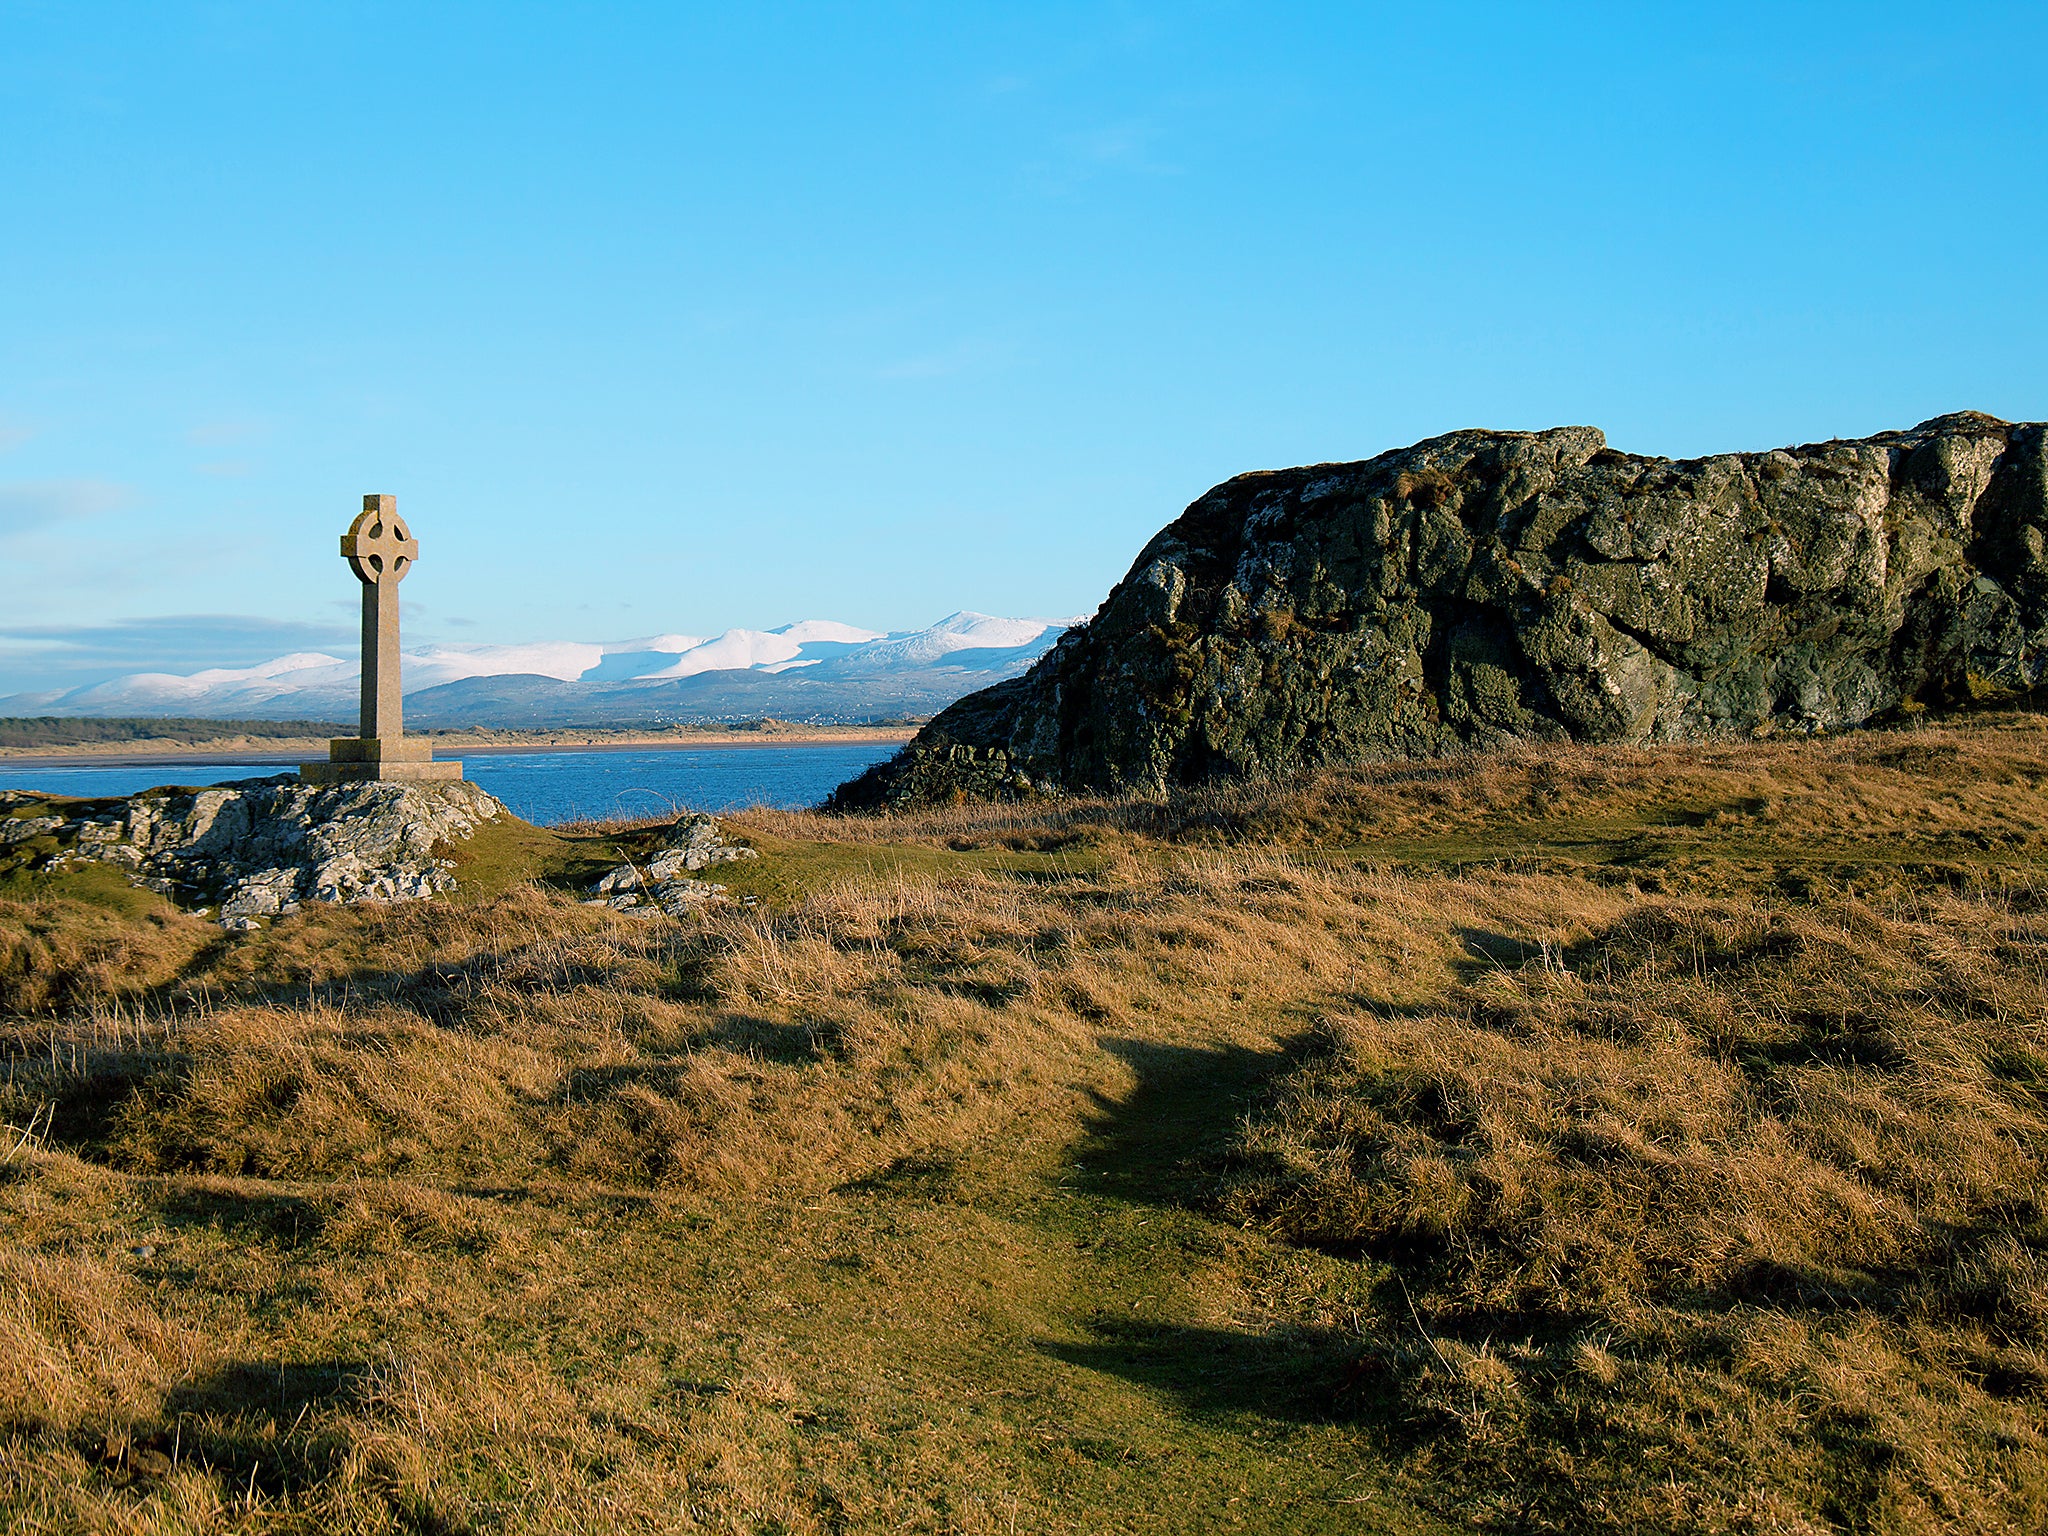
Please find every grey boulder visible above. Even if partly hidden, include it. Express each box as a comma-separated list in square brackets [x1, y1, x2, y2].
[584, 813, 758, 917]
[834, 412, 2048, 805]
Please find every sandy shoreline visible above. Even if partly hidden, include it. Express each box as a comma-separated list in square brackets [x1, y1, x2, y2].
[0, 730, 912, 771]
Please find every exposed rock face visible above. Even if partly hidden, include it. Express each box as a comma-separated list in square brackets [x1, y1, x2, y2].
[585, 813, 759, 916]
[835, 413, 2048, 806]
[2, 777, 503, 927]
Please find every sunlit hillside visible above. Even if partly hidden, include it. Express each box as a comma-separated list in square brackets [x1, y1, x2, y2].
[7, 714, 2048, 1533]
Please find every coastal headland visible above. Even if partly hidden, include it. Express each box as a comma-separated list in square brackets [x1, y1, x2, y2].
[12, 421, 2048, 1533]
[843, 413, 2048, 806]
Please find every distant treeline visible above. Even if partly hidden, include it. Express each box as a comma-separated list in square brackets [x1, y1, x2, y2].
[0, 717, 346, 748]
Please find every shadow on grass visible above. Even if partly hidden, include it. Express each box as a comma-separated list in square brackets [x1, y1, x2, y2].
[154, 1182, 322, 1245]
[1038, 1035, 1438, 1430]
[1075, 1033, 1318, 1210]
[1452, 925, 1548, 975]
[84, 1357, 380, 1501]
[1037, 1320, 1387, 1426]
[165, 1357, 371, 1426]
[836, 1150, 963, 1202]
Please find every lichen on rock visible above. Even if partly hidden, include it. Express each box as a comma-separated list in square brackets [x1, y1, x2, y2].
[3, 777, 504, 927]
[834, 413, 2048, 807]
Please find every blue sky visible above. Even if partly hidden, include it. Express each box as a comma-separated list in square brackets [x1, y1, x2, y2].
[3, 1, 2044, 694]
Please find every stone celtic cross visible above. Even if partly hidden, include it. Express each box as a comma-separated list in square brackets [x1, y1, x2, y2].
[301, 494, 462, 785]
[342, 498, 418, 589]
[342, 496, 417, 742]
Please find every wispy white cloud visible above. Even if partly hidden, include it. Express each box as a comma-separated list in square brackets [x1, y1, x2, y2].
[0, 613, 355, 695]
[0, 416, 35, 454]
[0, 478, 132, 537]
[1073, 119, 1176, 171]
[1023, 116, 1183, 194]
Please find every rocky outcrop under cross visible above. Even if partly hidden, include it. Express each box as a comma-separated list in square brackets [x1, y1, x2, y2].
[2, 777, 504, 928]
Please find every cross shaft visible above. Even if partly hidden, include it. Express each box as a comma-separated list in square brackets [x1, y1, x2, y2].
[300, 494, 463, 786]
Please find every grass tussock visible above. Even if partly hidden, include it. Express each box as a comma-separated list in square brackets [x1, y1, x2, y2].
[786, 710, 2048, 865]
[4, 714, 2048, 1532]
[32, 848, 1383, 1201]
[0, 884, 214, 1017]
[1221, 886, 2048, 1529]
[0, 1244, 201, 1435]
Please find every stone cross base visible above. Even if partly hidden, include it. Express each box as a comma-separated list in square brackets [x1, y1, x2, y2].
[299, 737, 464, 785]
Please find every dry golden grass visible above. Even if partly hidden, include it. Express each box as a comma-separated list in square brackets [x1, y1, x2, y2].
[4, 837, 1422, 1531]
[0, 883, 214, 1017]
[1220, 884, 2048, 1530]
[3, 712, 2048, 1531]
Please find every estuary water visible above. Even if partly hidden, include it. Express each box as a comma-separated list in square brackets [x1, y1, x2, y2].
[0, 742, 901, 827]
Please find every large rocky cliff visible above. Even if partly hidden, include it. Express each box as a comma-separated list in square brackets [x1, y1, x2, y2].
[834, 413, 2048, 806]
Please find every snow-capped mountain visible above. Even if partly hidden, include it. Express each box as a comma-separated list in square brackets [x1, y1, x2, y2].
[0, 613, 1080, 726]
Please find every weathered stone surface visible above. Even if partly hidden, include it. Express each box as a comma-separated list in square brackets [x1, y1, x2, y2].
[4, 778, 502, 927]
[0, 813, 65, 847]
[834, 413, 2048, 806]
[583, 813, 757, 917]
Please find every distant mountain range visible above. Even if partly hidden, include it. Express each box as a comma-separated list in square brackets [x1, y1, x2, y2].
[0, 612, 1081, 727]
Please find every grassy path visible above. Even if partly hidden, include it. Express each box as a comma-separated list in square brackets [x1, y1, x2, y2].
[6, 1013, 1443, 1532]
[445, 1015, 1444, 1532]
[602, 1011, 1441, 1536]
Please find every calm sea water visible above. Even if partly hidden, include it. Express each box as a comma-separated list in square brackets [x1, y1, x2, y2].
[0, 743, 899, 826]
